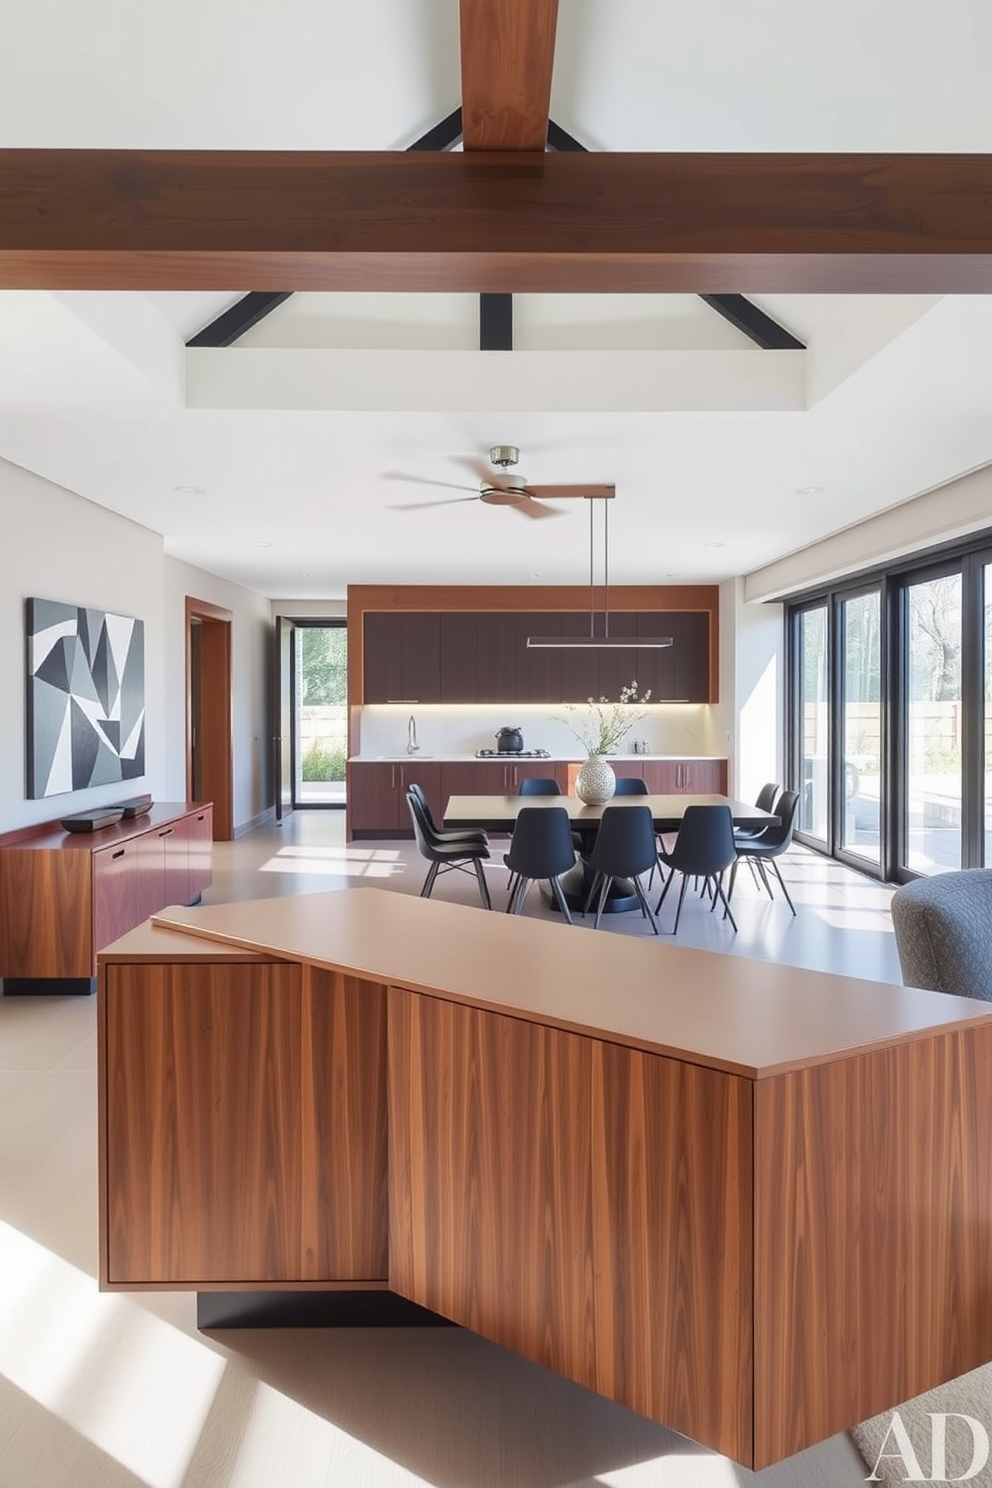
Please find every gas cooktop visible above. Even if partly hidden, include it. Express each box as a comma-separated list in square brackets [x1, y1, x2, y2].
[475, 748, 552, 759]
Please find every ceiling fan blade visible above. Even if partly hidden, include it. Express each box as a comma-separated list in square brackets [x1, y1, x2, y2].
[511, 496, 564, 520]
[382, 471, 478, 493]
[523, 483, 617, 500]
[386, 496, 479, 511]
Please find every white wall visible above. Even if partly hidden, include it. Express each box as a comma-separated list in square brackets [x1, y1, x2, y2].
[0, 457, 273, 834]
[0, 459, 164, 830]
[713, 578, 784, 803]
[163, 558, 273, 829]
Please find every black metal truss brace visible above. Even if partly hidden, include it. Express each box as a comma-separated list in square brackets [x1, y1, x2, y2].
[480, 293, 513, 350]
[186, 292, 293, 349]
[700, 294, 806, 350]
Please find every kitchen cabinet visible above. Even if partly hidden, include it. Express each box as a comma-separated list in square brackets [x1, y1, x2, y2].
[641, 759, 727, 794]
[363, 609, 713, 704]
[363, 613, 441, 703]
[348, 760, 442, 836]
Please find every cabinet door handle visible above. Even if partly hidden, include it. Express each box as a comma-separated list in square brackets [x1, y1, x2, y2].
[391, 765, 396, 789]
[112, 847, 125, 860]
[158, 828, 174, 838]
[512, 766, 518, 788]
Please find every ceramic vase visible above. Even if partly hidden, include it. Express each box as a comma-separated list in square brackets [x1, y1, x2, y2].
[575, 754, 616, 805]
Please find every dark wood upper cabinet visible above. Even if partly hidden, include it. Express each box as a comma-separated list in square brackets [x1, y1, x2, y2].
[363, 613, 441, 702]
[363, 608, 712, 704]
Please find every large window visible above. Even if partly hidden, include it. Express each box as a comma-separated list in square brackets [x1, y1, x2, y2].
[841, 592, 881, 863]
[904, 573, 961, 874]
[787, 535, 992, 882]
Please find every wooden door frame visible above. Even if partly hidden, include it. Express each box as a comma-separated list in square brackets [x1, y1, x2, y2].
[185, 596, 234, 841]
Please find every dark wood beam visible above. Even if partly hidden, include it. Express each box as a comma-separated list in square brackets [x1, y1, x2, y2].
[3, 151, 992, 293]
[459, 0, 559, 151]
[700, 294, 806, 350]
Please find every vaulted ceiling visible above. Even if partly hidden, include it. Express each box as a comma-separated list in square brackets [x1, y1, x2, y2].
[1, 0, 991, 598]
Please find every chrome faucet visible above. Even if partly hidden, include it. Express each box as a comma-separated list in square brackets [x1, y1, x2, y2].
[407, 714, 420, 754]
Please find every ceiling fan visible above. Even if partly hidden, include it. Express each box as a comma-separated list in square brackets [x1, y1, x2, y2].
[387, 446, 615, 521]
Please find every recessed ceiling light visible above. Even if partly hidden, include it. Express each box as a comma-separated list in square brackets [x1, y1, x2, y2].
[254, 540, 274, 548]
[173, 484, 205, 495]
[703, 542, 725, 550]
[796, 485, 824, 496]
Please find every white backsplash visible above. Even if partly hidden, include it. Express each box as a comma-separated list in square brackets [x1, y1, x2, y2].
[357, 703, 714, 757]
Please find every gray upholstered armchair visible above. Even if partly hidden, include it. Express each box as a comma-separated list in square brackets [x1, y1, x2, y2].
[890, 869, 992, 1001]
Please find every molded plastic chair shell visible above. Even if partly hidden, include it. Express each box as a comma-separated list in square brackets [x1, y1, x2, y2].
[517, 777, 562, 796]
[582, 804, 660, 932]
[656, 803, 738, 934]
[733, 782, 782, 846]
[406, 781, 489, 847]
[406, 790, 492, 909]
[612, 776, 649, 796]
[503, 806, 577, 923]
[728, 788, 799, 914]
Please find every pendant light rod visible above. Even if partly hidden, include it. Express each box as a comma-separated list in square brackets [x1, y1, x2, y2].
[526, 493, 674, 650]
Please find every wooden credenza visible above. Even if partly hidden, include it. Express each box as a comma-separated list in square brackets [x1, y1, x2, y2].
[0, 801, 212, 989]
[98, 889, 992, 1469]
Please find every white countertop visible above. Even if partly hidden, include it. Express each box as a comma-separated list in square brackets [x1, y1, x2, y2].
[349, 753, 726, 763]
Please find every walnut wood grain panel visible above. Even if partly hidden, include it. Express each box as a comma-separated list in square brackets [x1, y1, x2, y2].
[300, 967, 388, 1280]
[0, 848, 93, 977]
[388, 989, 754, 1461]
[460, 0, 558, 151]
[92, 841, 138, 953]
[753, 1023, 992, 1468]
[104, 960, 304, 1283]
[5, 152, 992, 292]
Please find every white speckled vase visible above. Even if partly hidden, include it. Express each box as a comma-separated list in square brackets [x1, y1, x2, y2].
[575, 754, 616, 805]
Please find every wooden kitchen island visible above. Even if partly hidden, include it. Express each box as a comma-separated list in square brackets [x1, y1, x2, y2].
[98, 889, 992, 1470]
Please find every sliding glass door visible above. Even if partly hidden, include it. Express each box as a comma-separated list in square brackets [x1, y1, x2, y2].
[841, 591, 881, 864]
[903, 571, 962, 874]
[797, 605, 829, 844]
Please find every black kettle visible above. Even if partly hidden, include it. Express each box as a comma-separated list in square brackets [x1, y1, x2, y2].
[496, 727, 524, 753]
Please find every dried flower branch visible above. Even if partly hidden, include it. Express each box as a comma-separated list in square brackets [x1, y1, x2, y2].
[554, 681, 651, 756]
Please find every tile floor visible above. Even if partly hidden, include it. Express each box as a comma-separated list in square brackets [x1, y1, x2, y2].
[0, 809, 899, 1487]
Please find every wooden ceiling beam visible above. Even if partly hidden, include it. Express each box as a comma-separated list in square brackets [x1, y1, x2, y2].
[459, 0, 558, 151]
[2, 150, 992, 292]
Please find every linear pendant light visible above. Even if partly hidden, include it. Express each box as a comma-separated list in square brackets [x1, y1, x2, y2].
[526, 494, 674, 650]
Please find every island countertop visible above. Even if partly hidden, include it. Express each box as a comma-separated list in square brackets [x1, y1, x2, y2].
[107, 886, 992, 1080]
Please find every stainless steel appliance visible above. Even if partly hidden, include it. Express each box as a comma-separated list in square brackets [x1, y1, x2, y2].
[476, 747, 552, 759]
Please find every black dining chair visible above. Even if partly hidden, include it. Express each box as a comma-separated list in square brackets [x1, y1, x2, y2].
[732, 781, 782, 888]
[517, 777, 562, 796]
[406, 790, 492, 909]
[612, 776, 649, 795]
[503, 806, 577, 924]
[655, 804, 738, 934]
[582, 805, 660, 932]
[728, 788, 800, 915]
[406, 781, 490, 847]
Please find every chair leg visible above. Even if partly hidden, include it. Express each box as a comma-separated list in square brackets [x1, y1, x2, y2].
[768, 856, 797, 915]
[506, 875, 525, 914]
[473, 857, 492, 910]
[671, 875, 690, 935]
[592, 874, 613, 930]
[745, 857, 762, 888]
[713, 875, 738, 931]
[655, 868, 675, 915]
[756, 858, 774, 900]
[421, 861, 440, 898]
[550, 877, 574, 925]
[728, 857, 740, 902]
[582, 871, 602, 918]
[632, 876, 660, 934]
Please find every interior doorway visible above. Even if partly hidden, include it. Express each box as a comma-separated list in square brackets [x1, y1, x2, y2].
[186, 596, 234, 840]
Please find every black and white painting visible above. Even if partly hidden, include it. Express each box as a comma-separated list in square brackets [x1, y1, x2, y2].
[26, 598, 145, 799]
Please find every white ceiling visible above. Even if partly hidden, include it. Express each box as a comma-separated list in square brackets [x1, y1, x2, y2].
[2, 0, 992, 599]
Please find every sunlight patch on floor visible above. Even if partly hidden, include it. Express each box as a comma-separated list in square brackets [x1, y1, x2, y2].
[0, 1218, 224, 1488]
[260, 845, 404, 878]
[591, 1450, 741, 1486]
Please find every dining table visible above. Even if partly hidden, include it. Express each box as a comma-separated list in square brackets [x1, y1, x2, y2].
[443, 792, 779, 913]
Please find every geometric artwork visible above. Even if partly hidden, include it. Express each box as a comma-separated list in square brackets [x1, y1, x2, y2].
[26, 597, 145, 799]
